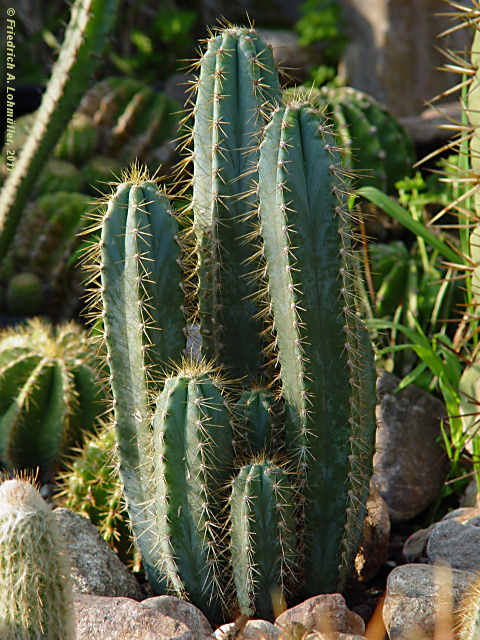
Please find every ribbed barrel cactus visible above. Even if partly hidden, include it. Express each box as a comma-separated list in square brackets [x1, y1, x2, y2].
[257, 100, 377, 594]
[0, 478, 76, 639]
[0, 318, 104, 481]
[283, 85, 414, 192]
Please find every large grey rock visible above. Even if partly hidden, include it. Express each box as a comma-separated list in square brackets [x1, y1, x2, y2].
[275, 595, 365, 636]
[383, 564, 476, 640]
[54, 508, 143, 600]
[337, 0, 473, 117]
[141, 596, 212, 638]
[213, 619, 280, 640]
[74, 593, 195, 640]
[374, 371, 449, 522]
[427, 514, 480, 572]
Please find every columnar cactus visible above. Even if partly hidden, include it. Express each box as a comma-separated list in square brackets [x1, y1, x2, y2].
[88, 24, 377, 622]
[190, 26, 282, 381]
[0, 0, 118, 260]
[94, 167, 185, 590]
[0, 318, 104, 481]
[235, 387, 283, 456]
[257, 101, 377, 594]
[0, 478, 76, 639]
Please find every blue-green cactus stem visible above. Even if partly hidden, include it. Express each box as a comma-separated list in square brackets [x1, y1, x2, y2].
[0, 0, 118, 260]
[257, 101, 376, 594]
[97, 169, 185, 591]
[192, 26, 282, 382]
[229, 460, 297, 619]
[152, 364, 234, 620]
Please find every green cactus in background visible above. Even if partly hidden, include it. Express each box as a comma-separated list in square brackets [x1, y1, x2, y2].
[229, 460, 296, 619]
[35, 160, 85, 197]
[283, 85, 414, 193]
[54, 113, 98, 165]
[76, 76, 179, 167]
[0, 478, 76, 639]
[0, 0, 118, 261]
[6, 273, 44, 316]
[0, 318, 104, 482]
[0, 191, 94, 317]
[55, 424, 138, 569]
[82, 156, 123, 195]
[189, 26, 282, 381]
[257, 100, 377, 594]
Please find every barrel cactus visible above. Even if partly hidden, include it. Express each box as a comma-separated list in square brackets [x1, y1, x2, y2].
[283, 85, 414, 192]
[0, 478, 76, 639]
[0, 318, 104, 481]
[55, 423, 138, 568]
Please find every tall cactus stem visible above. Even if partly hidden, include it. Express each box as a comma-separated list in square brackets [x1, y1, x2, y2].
[256, 101, 376, 594]
[86, 165, 185, 591]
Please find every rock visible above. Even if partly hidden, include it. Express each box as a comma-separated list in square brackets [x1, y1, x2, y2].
[213, 619, 280, 640]
[141, 596, 212, 638]
[374, 370, 449, 522]
[403, 507, 480, 564]
[304, 635, 366, 640]
[74, 593, 195, 640]
[354, 477, 390, 582]
[426, 513, 480, 572]
[53, 508, 143, 600]
[402, 526, 434, 563]
[337, 0, 473, 118]
[383, 564, 476, 640]
[460, 477, 480, 508]
[275, 594, 365, 636]
[399, 102, 462, 146]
